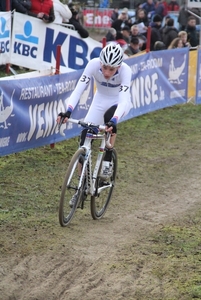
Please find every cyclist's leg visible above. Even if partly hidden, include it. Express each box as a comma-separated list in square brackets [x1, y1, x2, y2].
[75, 129, 88, 177]
[103, 105, 117, 162]
[79, 128, 88, 146]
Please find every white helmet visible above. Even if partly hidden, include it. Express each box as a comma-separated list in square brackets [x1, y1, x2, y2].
[99, 43, 124, 68]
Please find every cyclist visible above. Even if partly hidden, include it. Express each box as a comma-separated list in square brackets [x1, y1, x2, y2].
[57, 43, 132, 177]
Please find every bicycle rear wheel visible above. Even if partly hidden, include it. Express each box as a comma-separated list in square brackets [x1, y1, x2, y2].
[90, 149, 117, 220]
[59, 148, 85, 226]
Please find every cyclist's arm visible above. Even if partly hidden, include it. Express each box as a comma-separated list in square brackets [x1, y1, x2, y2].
[110, 63, 132, 125]
[65, 59, 97, 116]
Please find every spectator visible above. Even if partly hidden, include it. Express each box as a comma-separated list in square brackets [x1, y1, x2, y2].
[130, 24, 147, 50]
[115, 31, 128, 51]
[111, 8, 131, 32]
[52, 0, 72, 24]
[160, 14, 171, 40]
[163, 0, 169, 16]
[150, 14, 163, 51]
[140, 0, 155, 21]
[154, 0, 168, 20]
[121, 26, 131, 43]
[178, 4, 189, 30]
[121, 0, 130, 9]
[12, 0, 31, 14]
[0, 1, 12, 11]
[134, 8, 149, 28]
[168, 37, 183, 49]
[124, 37, 141, 56]
[162, 18, 178, 48]
[190, 8, 201, 25]
[154, 40, 166, 50]
[29, 0, 55, 23]
[111, 7, 119, 22]
[69, 7, 89, 39]
[167, 0, 180, 12]
[178, 30, 191, 47]
[185, 16, 199, 47]
[68, 7, 89, 38]
[135, 2, 142, 17]
[105, 28, 117, 42]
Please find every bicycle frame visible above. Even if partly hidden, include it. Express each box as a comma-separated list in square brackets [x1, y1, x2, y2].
[58, 117, 117, 226]
[80, 131, 106, 196]
[64, 118, 111, 197]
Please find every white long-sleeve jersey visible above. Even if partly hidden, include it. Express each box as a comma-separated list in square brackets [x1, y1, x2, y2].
[67, 57, 132, 125]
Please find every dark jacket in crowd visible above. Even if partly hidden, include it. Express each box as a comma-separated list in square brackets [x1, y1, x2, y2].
[111, 9, 119, 22]
[162, 26, 178, 48]
[105, 31, 116, 42]
[69, 8, 89, 38]
[134, 16, 149, 27]
[142, 2, 155, 16]
[12, 0, 31, 14]
[155, 2, 167, 19]
[150, 26, 162, 50]
[125, 45, 141, 56]
[178, 6, 189, 30]
[185, 25, 199, 47]
[149, 16, 163, 51]
[0, 0, 12, 11]
[111, 19, 131, 32]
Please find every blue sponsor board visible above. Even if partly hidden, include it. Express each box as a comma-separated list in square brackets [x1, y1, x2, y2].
[0, 48, 189, 156]
[0, 70, 94, 156]
[195, 49, 201, 104]
[123, 47, 188, 121]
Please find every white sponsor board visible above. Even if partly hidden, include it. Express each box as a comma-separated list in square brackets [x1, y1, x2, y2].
[0, 11, 11, 65]
[10, 12, 102, 72]
[187, 0, 201, 8]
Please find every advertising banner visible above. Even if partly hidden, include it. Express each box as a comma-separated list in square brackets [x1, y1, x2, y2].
[0, 11, 11, 65]
[123, 47, 189, 121]
[83, 9, 113, 28]
[0, 48, 189, 156]
[195, 48, 201, 103]
[188, 49, 198, 99]
[10, 12, 102, 72]
[187, 0, 201, 8]
[0, 70, 94, 156]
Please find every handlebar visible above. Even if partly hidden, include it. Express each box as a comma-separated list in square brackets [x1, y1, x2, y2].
[68, 118, 106, 131]
[58, 118, 106, 133]
[57, 118, 111, 147]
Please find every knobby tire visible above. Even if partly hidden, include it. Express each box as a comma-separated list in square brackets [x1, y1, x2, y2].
[90, 148, 117, 220]
[59, 148, 85, 227]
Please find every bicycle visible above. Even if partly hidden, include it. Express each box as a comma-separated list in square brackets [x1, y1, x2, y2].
[58, 118, 118, 227]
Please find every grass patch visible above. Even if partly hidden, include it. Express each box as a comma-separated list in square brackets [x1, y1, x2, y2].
[1, 103, 201, 298]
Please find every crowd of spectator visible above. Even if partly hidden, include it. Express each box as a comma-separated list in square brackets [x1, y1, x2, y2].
[0, 0, 200, 67]
[0, 0, 89, 38]
[107, 0, 200, 57]
[0, 0, 89, 71]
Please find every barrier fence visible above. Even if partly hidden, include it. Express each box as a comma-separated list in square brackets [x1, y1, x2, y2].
[0, 11, 201, 156]
[1, 47, 201, 156]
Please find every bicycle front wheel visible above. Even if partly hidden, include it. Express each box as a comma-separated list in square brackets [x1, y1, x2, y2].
[59, 148, 85, 227]
[90, 148, 117, 220]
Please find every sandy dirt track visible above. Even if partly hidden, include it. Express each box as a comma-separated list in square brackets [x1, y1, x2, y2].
[1, 144, 201, 300]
